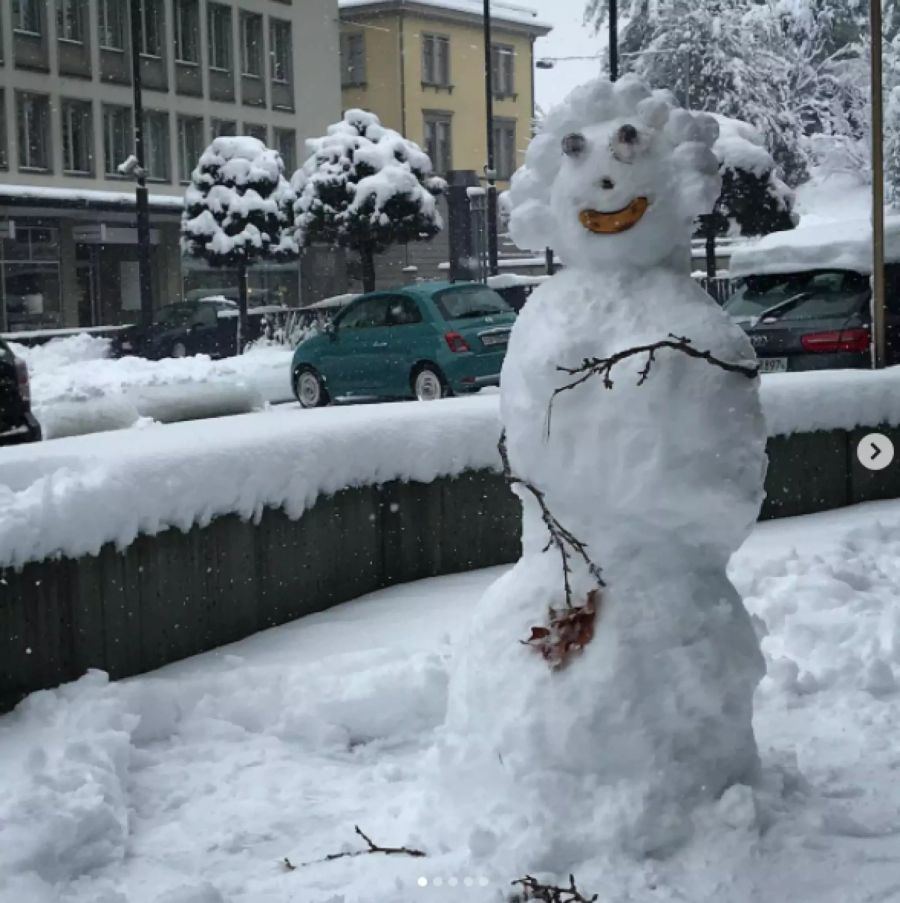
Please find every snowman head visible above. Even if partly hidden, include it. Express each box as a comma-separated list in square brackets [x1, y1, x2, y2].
[508, 75, 721, 271]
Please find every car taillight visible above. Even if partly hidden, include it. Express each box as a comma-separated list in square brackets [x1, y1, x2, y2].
[444, 331, 471, 353]
[14, 357, 31, 405]
[800, 327, 870, 354]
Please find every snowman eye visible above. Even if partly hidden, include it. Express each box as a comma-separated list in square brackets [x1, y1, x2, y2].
[610, 124, 643, 164]
[562, 133, 586, 158]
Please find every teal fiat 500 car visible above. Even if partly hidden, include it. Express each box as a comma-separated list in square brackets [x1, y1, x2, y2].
[290, 281, 517, 406]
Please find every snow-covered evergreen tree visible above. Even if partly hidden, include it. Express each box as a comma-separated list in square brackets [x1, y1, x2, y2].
[182, 137, 297, 348]
[704, 116, 797, 238]
[293, 110, 446, 293]
[585, 0, 810, 185]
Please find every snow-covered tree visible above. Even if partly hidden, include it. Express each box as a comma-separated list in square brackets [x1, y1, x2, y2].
[704, 115, 797, 238]
[181, 137, 298, 348]
[293, 110, 446, 293]
[585, 0, 810, 185]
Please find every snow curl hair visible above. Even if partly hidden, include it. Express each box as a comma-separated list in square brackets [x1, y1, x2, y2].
[508, 74, 722, 253]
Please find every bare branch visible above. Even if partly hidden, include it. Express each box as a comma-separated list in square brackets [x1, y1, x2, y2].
[510, 873, 599, 902]
[499, 431, 605, 607]
[546, 334, 758, 435]
[294, 825, 426, 868]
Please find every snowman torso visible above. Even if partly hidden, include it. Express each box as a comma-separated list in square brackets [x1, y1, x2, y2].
[502, 266, 766, 564]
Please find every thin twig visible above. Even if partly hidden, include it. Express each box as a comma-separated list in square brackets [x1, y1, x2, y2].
[295, 825, 426, 867]
[510, 873, 599, 902]
[499, 431, 605, 607]
[546, 333, 758, 435]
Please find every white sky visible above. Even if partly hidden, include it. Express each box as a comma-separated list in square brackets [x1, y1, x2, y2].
[527, 0, 607, 112]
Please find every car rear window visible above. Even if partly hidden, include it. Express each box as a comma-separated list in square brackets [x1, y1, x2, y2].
[725, 270, 869, 322]
[434, 286, 512, 321]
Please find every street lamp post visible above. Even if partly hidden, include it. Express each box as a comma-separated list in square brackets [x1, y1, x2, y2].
[130, 0, 155, 326]
[483, 0, 499, 276]
[609, 0, 618, 81]
[871, 0, 887, 369]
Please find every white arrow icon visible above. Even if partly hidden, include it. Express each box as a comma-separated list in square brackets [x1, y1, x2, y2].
[858, 433, 895, 471]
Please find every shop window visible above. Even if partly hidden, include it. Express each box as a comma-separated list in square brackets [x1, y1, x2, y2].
[1, 226, 62, 332]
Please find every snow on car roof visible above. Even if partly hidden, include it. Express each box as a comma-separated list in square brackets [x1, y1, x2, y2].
[729, 215, 900, 278]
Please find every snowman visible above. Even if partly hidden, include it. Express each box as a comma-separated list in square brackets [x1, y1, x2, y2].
[436, 76, 768, 866]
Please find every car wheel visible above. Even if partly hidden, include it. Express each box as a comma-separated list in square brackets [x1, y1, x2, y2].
[172, 341, 187, 358]
[293, 366, 330, 408]
[412, 365, 449, 401]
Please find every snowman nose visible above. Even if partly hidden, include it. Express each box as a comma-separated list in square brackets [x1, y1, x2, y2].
[600, 177, 615, 190]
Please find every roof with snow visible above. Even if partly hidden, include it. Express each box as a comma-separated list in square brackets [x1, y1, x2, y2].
[729, 216, 900, 278]
[338, 0, 552, 33]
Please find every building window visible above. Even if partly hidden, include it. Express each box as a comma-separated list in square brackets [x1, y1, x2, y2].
[240, 11, 262, 76]
[103, 104, 132, 174]
[493, 119, 517, 180]
[98, 0, 125, 50]
[174, 0, 200, 63]
[423, 113, 452, 174]
[422, 33, 450, 87]
[16, 92, 51, 172]
[178, 115, 203, 182]
[209, 3, 233, 71]
[57, 0, 85, 42]
[140, 0, 163, 57]
[274, 128, 296, 173]
[13, 0, 42, 35]
[144, 110, 170, 181]
[244, 123, 267, 144]
[270, 19, 292, 84]
[0, 92, 8, 170]
[491, 44, 515, 97]
[340, 32, 366, 87]
[210, 118, 236, 140]
[62, 100, 93, 175]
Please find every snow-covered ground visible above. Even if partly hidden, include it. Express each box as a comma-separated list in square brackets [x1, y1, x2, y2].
[2, 499, 900, 903]
[10, 335, 294, 440]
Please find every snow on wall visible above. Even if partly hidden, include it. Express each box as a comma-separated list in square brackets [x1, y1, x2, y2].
[4, 368, 900, 568]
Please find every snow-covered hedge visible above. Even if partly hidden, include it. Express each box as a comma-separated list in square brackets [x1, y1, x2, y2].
[4, 369, 900, 568]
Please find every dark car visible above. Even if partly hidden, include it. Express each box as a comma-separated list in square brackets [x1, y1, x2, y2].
[723, 269, 878, 371]
[111, 298, 288, 360]
[0, 339, 41, 446]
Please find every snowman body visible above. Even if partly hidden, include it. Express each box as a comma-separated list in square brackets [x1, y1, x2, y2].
[440, 77, 768, 860]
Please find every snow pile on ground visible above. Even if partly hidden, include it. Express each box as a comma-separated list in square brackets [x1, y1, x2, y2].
[2, 502, 900, 902]
[10, 335, 294, 439]
[0, 398, 501, 568]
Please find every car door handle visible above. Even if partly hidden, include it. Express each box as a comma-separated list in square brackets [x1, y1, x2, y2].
[373, 342, 388, 348]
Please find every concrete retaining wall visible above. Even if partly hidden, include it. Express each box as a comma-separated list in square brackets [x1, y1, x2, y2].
[4, 424, 900, 713]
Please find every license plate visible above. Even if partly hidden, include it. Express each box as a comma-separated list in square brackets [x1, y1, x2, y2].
[481, 332, 509, 347]
[758, 357, 787, 373]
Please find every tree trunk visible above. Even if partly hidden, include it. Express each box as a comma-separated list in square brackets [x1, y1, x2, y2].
[237, 261, 249, 354]
[360, 245, 376, 293]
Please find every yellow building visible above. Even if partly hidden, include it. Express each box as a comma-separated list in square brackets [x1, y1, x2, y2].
[337, 0, 551, 187]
